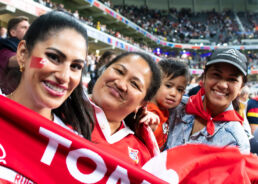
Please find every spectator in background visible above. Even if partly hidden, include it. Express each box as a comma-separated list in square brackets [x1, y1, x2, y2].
[0, 26, 7, 38]
[185, 75, 199, 95]
[187, 73, 203, 96]
[238, 85, 252, 138]
[247, 96, 258, 134]
[0, 16, 29, 94]
[246, 96, 258, 154]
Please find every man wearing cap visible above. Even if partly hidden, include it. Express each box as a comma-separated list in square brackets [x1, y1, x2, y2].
[165, 48, 250, 154]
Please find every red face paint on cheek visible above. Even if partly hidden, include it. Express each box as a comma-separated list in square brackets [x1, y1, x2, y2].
[30, 56, 48, 68]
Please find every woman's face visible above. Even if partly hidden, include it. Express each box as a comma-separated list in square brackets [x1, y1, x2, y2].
[203, 63, 244, 112]
[92, 54, 152, 121]
[18, 28, 87, 110]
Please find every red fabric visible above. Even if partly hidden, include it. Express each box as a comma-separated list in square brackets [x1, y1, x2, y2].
[1, 95, 258, 184]
[0, 95, 166, 184]
[138, 124, 160, 157]
[143, 144, 258, 184]
[91, 122, 152, 167]
[147, 102, 169, 149]
[185, 88, 243, 135]
[167, 145, 258, 184]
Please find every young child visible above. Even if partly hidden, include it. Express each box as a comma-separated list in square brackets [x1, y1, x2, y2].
[147, 59, 190, 150]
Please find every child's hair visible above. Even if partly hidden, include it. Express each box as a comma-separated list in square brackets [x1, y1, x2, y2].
[158, 59, 190, 84]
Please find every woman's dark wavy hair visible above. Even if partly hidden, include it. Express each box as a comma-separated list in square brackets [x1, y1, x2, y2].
[204, 64, 247, 111]
[23, 10, 94, 140]
[107, 52, 161, 136]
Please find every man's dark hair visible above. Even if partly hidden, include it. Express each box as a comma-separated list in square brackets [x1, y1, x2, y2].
[7, 16, 29, 37]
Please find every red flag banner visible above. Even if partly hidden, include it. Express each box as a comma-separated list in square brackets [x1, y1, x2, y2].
[0, 95, 166, 184]
[143, 144, 258, 184]
[1, 95, 258, 184]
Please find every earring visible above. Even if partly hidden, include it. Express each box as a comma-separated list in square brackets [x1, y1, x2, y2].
[133, 112, 137, 119]
[19, 64, 25, 72]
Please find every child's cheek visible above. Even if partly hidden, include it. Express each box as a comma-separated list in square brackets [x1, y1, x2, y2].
[175, 95, 183, 107]
[30, 56, 48, 69]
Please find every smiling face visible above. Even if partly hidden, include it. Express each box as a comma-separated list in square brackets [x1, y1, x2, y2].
[92, 54, 152, 122]
[17, 28, 86, 111]
[155, 75, 187, 110]
[203, 63, 244, 114]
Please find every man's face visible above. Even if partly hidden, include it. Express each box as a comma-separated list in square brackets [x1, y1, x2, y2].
[10, 20, 30, 40]
[0, 27, 7, 37]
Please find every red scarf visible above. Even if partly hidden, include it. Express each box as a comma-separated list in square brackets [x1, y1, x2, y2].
[185, 88, 243, 135]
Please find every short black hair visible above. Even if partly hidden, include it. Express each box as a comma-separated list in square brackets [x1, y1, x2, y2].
[158, 59, 190, 84]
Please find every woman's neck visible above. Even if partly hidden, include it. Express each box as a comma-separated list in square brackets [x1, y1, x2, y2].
[203, 97, 225, 117]
[108, 120, 122, 135]
[8, 88, 53, 121]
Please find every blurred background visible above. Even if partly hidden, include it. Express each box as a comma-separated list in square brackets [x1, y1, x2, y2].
[0, 0, 257, 95]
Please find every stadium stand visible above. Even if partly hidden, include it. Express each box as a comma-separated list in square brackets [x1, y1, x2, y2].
[0, 0, 257, 84]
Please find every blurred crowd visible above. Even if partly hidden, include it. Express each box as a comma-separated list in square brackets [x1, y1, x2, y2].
[1, 0, 256, 75]
[116, 5, 258, 45]
[33, 0, 153, 53]
[1, 11, 257, 183]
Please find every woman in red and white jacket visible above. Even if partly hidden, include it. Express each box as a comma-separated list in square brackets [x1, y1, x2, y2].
[88, 52, 161, 167]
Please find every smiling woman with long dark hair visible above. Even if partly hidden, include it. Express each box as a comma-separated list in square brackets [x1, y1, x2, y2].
[1, 11, 94, 140]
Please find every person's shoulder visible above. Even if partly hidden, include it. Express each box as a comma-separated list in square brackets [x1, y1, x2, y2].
[0, 37, 19, 52]
[247, 97, 258, 110]
[248, 97, 258, 103]
[223, 121, 248, 140]
[181, 95, 189, 104]
[223, 121, 244, 129]
[223, 122, 250, 152]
